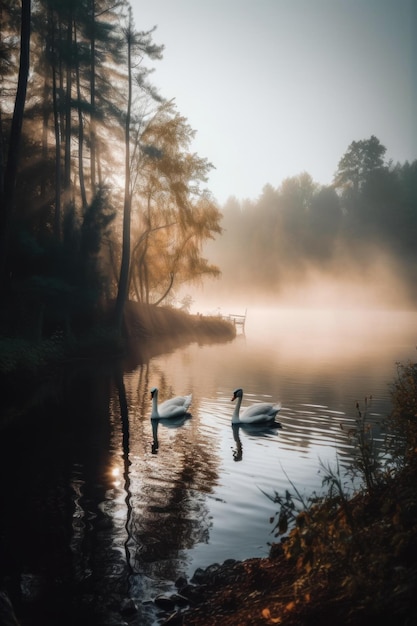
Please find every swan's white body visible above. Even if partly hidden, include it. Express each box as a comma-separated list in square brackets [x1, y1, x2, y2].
[150, 387, 192, 419]
[231, 388, 281, 425]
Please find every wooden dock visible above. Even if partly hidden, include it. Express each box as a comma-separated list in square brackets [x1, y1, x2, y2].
[224, 309, 247, 334]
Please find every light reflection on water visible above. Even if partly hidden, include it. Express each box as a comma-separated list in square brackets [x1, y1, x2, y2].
[98, 307, 417, 608]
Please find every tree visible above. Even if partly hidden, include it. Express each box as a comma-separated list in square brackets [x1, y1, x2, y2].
[0, 0, 31, 286]
[113, 9, 163, 331]
[307, 186, 342, 262]
[333, 136, 388, 239]
[278, 172, 317, 263]
[0, 0, 228, 340]
[130, 101, 221, 305]
[0, 0, 21, 196]
[334, 135, 386, 193]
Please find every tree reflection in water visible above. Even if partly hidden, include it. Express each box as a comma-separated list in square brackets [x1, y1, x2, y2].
[117, 362, 219, 586]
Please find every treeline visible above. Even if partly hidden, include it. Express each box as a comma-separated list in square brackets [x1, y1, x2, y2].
[0, 0, 221, 342]
[208, 136, 417, 303]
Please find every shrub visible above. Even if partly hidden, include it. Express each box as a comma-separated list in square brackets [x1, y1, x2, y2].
[388, 360, 417, 467]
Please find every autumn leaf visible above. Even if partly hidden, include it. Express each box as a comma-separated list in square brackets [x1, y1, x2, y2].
[261, 607, 282, 623]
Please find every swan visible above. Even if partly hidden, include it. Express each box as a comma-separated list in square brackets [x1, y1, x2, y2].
[231, 388, 281, 425]
[150, 387, 192, 419]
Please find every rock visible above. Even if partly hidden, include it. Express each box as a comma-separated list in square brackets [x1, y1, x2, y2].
[190, 559, 242, 586]
[190, 567, 206, 585]
[154, 595, 176, 611]
[170, 593, 189, 607]
[175, 575, 188, 589]
[204, 563, 221, 578]
[177, 584, 207, 604]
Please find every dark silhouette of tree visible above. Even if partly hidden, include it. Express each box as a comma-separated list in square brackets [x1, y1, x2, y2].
[0, 1, 21, 195]
[334, 135, 387, 193]
[0, 0, 31, 287]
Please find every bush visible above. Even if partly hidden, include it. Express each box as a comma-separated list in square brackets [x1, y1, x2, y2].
[389, 360, 417, 467]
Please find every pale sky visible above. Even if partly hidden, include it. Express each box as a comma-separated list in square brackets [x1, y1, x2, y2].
[132, 0, 417, 205]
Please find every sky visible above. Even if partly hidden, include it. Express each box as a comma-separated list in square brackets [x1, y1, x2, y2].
[132, 0, 417, 205]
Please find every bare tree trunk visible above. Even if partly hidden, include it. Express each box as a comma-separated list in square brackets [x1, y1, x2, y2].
[89, 0, 97, 192]
[0, 108, 4, 201]
[63, 8, 73, 209]
[0, 0, 31, 285]
[41, 75, 49, 200]
[50, 7, 62, 239]
[74, 22, 87, 211]
[114, 19, 133, 332]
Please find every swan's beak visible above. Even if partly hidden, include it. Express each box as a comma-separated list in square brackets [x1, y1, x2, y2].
[231, 394, 236, 402]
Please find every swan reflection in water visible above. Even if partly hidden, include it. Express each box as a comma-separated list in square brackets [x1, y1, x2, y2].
[231, 421, 282, 462]
[151, 414, 192, 454]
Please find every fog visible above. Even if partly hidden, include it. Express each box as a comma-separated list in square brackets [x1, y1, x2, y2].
[189, 248, 415, 316]
[185, 166, 417, 315]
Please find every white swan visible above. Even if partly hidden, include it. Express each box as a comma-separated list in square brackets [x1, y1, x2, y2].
[150, 387, 192, 419]
[231, 388, 281, 425]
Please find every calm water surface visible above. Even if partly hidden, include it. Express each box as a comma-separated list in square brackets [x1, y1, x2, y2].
[2, 307, 417, 625]
[96, 307, 417, 615]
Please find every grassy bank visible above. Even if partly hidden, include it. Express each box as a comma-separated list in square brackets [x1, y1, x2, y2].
[0, 302, 236, 376]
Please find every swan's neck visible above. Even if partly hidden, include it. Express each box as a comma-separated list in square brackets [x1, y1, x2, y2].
[151, 392, 159, 418]
[152, 419, 159, 444]
[232, 395, 242, 424]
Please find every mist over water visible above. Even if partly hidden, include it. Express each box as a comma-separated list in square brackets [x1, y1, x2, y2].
[189, 252, 416, 314]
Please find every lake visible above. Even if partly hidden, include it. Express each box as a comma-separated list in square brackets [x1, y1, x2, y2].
[1, 307, 416, 625]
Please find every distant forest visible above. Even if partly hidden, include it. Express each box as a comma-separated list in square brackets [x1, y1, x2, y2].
[207, 136, 417, 305]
